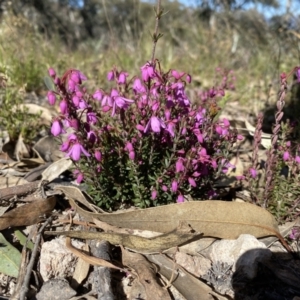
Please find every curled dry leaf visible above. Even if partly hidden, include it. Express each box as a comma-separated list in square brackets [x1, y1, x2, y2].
[54, 185, 105, 213]
[0, 196, 56, 230]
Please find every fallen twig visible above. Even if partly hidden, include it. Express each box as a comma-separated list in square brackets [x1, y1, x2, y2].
[19, 216, 53, 300]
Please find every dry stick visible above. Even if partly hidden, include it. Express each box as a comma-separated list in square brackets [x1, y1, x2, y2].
[19, 216, 53, 300]
[150, 0, 162, 64]
[0, 180, 40, 201]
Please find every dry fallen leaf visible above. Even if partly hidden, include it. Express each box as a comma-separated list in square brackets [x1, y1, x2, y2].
[45, 228, 202, 254]
[145, 253, 226, 300]
[68, 199, 280, 240]
[0, 177, 29, 189]
[41, 158, 72, 183]
[71, 243, 90, 289]
[12, 104, 54, 125]
[121, 246, 171, 300]
[14, 134, 30, 161]
[0, 196, 56, 230]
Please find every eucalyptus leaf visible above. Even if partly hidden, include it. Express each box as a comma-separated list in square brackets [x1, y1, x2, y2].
[0, 233, 21, 278]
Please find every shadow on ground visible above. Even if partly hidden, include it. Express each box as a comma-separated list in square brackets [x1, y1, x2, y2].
[232, 248, 300, 300]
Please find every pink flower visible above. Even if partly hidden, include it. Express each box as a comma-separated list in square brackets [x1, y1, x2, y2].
[47, 91, 56, 106]
[129, 151, 135, 160]
[67, 143, 91, 161]
[51, 120, 63, 136]
[295, 156, 300, 163]
[107, 70, 114, 81]
[125, 142, 134, 152]
[144, 116, 166, 133]
[118, 72, 128, 84]
[141, 62, 155, 81]
[59, 99, 68, 114]
[161, 185, 168, 192]
[283, 151, 290, 161]
[133, 78, 146, 94]
[249, 168, 257, 178]
[177, 194, 184, 203]
[136, 124, 145, 131]
[188, 177, 196, 187]
[186, 74, 192, 83]
[70, 70, 87, 84]
[74, 170, 84, 184]
[95, 150, 102, 162]
[151, 190, 157, 200]
[93, 90, 103, 101]
[87, 111, 97, 125]
[48, 68, 56, 78]
[171, 180, 178, 193]
[175, 158, 185, 173]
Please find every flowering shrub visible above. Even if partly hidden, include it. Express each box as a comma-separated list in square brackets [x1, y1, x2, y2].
[47, 62, 241, 210]
[247, 70, 300, 223]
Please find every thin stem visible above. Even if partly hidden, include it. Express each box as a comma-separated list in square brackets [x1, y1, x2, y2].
[150, 0, 162, 64]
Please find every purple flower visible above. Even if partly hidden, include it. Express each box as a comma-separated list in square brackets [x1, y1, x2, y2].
[107, 70, 114, 81]
[60, 99, 68, 115]
[249, 168, 257, 178]
[67, 142, 91, 161]
[68, 79, 76, 92]
[171, 70, 185, 79]
[151, 190, 157, 200]
[186, 74, 192, 83]
[72, 95, 80, 107]
[95, 150, 102, 161]
[70, 70, 87, 84]
[87, 130, 97, 143]
[171, 180, 178, 193]
[188, 177, 197, 187]
[110, 89, 134, 116]
[74, 170, 84, 184]
[295, 156, 300, 163]
[47, 91, 56, 106]
[133, 78, 146, 94]
[118, 72, 128, 84]
[290, 227, 300, 240]
[283, 151, 290, 161]
[129, 151, 135, 160]
[177, 194, 184, 203]
[193, 129, 203, 143]
[51, 120, 63, 136]
[125, 142, 134, 152]
[144, 116, 166, 133]
[161, 185, 168, 192]
[87, 111, 97, 125]
[93, 90, 103, 101]
[141, 62, 155, 81]
[175, 158, 185, 173]
[48, 68, 56, 78]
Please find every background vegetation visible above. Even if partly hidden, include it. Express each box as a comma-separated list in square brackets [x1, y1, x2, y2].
[0, 0, 300, 112]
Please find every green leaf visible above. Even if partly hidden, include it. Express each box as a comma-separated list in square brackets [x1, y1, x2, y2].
[0, 233, 21, 278]
[14, 230, 34, 251]
[44, 76, 54, 90]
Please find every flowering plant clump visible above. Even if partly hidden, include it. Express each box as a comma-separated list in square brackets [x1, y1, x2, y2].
[246, 69, 300, 223]
[47, 62, 241, 210]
